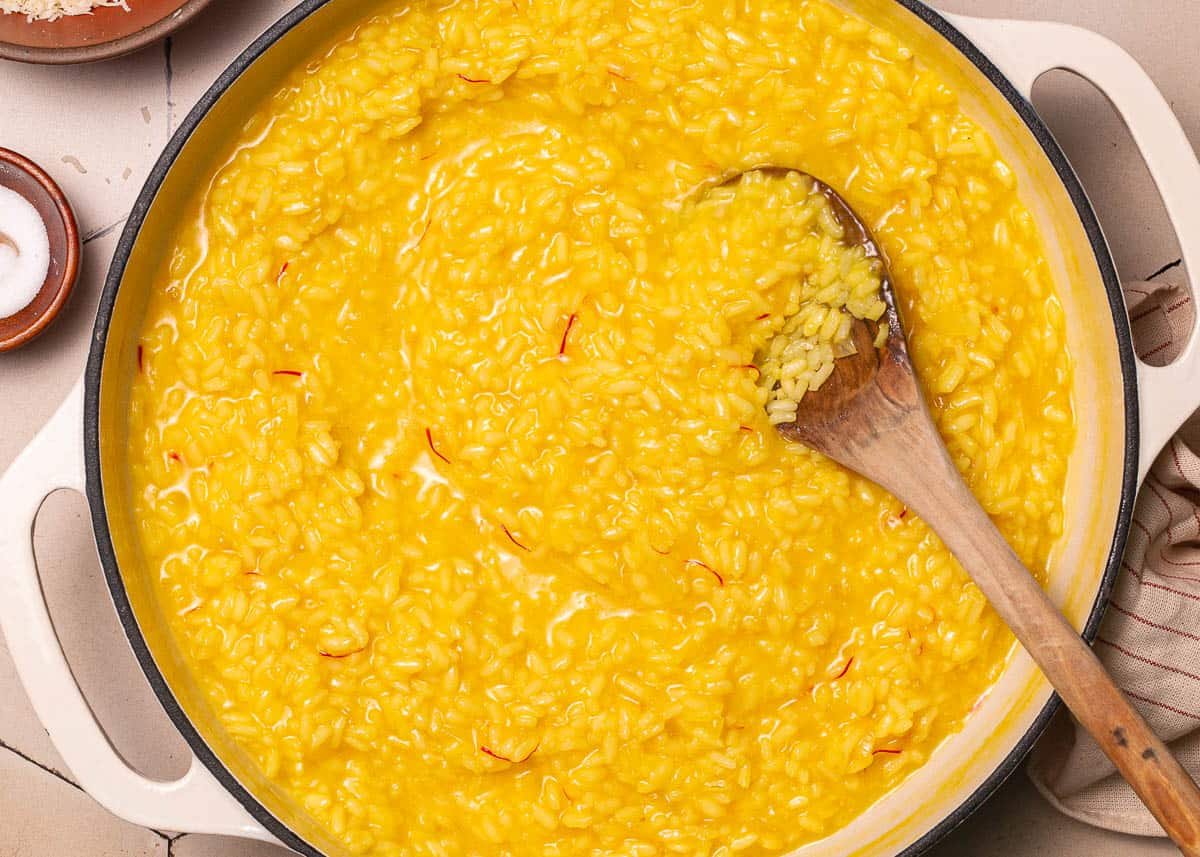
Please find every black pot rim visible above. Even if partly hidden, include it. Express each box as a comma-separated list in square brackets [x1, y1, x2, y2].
[83, 1, 1138, 854]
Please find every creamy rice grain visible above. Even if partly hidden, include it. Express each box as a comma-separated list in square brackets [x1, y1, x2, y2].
[127, 1, 1074, 854]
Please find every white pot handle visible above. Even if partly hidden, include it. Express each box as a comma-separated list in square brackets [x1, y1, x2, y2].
[0, 378, 273, 842]
[944, 12, 1200, 482]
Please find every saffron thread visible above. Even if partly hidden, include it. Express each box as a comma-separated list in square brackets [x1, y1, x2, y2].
[481, 743, 538, 764]
[685, 558, 724, 587]
[501, 524, 531, 552]
[559, 313, 578, 356]
[425, 427, 452, 464]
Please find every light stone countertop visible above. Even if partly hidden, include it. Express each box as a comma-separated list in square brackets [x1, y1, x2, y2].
[0, 1, 1194, 855]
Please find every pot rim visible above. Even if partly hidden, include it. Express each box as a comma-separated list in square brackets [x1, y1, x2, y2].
[82, 1, 1139, 854]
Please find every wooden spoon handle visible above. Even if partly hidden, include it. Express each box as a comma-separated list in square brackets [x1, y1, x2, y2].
[897, 446, 1200, 855]
[776, 255, 1200, 846]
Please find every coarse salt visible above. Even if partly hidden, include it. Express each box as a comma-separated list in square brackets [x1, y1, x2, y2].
[0, 185, 51, 319]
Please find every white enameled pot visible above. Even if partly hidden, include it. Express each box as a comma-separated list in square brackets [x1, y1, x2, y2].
[1, 3, 1198, 855]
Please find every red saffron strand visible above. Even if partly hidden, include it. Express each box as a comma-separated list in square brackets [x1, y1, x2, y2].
[276, 261, 290, 283]
[558, 313, 578, 356]
[273, 370, 303, 377]
[457, 73, 491, 84]
[425, 427, 452, 464]
[756, 312, 771, 320]
[501, 524, 531, 552]
[739, 425, 755, 434]
[480, 743, 538, 764]
[898, 507, 908, 519]
[136, 345, 144, 372]
[168, 451, 182, 464]
[650, 545, 671, 556]
[834, 656, 854, 679]
[873, 748, 902, 755]
[685, 558, 724, 587]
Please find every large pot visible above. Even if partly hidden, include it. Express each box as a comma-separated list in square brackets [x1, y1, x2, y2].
[2, 2, 1199, 855]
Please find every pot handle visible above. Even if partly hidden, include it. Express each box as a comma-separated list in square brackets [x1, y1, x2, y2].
[0, 379, 273, 842]
[944, 12, 1200, 481]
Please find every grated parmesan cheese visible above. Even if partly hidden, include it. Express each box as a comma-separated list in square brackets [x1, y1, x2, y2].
[0, 0, 129, 22]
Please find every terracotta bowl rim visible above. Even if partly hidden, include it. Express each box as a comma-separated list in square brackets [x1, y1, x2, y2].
[0, 147, 81, 352]
[0, 0, 215, 65]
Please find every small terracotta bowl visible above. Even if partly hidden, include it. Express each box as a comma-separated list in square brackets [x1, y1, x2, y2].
[0, 0, 214, 64]
[0, 148, 81, 352]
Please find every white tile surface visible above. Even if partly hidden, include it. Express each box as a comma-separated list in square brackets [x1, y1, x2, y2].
[0, 746, 166, 857]
[172, 833, 294, 857]
[2, 51, 169, 239]
[0, 1, 1196, 855]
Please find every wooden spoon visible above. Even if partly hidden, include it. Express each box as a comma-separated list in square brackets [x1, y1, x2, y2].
[743, 166, 1200, 855]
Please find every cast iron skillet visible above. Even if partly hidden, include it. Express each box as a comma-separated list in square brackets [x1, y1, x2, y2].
[84, 1, 1138, 853]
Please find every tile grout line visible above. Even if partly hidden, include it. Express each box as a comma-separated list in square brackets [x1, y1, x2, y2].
[0, 740, 185, 846]
[1145, 257, 1183, 281]
[0, 739, 180, 846]
[165, 36, 176, 135]
[83, 214, 129, 245]
[0, 736, 81, 794]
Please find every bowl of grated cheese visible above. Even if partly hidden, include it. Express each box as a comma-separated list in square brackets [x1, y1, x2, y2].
[0, 0, 213, 64]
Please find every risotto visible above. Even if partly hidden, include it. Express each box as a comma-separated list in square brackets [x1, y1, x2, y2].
[126, 0, 1074, 854]
[699, 170, 890, 423]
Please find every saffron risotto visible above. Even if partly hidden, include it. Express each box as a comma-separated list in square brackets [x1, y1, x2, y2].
[126, 0, 1074, 854]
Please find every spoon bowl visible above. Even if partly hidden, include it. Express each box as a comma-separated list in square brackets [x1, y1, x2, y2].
[733, 165, 1200, 855]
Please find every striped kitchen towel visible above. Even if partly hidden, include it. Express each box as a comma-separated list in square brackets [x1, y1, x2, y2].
[1029, 273, 1200, 836]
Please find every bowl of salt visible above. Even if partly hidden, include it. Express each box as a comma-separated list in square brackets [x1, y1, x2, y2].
[0, 147, 79, 352]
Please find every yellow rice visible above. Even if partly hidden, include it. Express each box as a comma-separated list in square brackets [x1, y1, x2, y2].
[686, 170, 889, 424]
[126, 0, 1075, 854]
